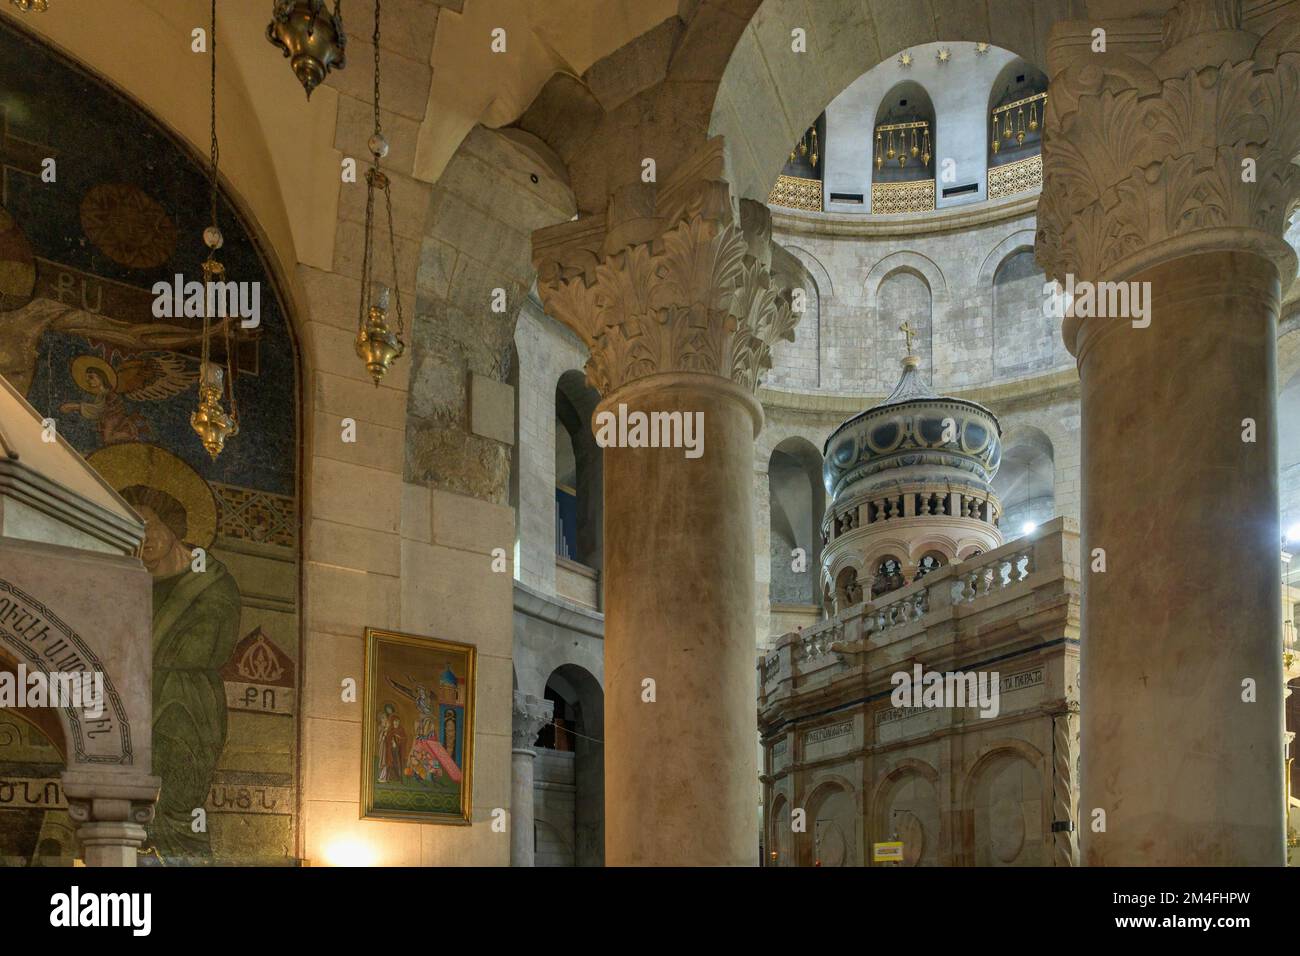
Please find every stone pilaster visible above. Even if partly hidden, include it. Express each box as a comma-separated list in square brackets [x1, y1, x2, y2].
[533, 137, 798, 865]
[510, 691, 553, 867]
[1037, 0, 1300, 865]
[62, 770, 160, 867]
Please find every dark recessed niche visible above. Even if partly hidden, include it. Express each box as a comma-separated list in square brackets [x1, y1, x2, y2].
[829, 192, 864, 204]
[942, 183, 980, 197]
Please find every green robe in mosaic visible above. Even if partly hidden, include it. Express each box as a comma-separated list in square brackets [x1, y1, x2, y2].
[147, 557, 241, 863]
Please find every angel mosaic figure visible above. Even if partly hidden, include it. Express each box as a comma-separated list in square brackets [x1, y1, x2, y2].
[59, 353, 192, 445]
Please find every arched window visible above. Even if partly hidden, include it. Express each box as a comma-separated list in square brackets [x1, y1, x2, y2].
[877, 268, 933, 383]
[534, 665, 604, 867]
[992, 426, 1055, 536]
[987, 59, 1048, 199]
[835, 566, 863, 611]
[769, 113, 826, 212]
[871, 82, 936, 214]
[769, 438, 826, 606]
[914, 551, 947, 579]
[992, 249, 1054, 376]
[554, 371, 603, 572]
[872, 556, 905, 598]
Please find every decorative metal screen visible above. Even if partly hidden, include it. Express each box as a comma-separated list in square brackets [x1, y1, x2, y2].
[870, 179, 935, 214]
[768, 174, 823, 211]
[988, 153, 1043, 200]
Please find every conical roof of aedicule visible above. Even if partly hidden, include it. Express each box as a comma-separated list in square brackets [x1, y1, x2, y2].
[822, 353, 1002, 502]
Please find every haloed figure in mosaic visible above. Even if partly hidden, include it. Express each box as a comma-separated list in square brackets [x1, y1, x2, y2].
[90, 443, 241, 863]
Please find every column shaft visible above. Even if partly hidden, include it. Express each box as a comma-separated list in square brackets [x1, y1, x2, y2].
[510, 749, 536, 867]
[602, 376, 760, 865]
[1079, 251, 1285, 864]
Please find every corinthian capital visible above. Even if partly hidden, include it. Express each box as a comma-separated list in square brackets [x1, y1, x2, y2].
[512, 691, 553, 752]
[1036, 5, 1300, 294]
[532, 139, 798, 397]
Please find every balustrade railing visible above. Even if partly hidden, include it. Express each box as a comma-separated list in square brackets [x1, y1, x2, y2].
[987, 153, 1042, 200]
[870, 179, 935, 214]
[768, 174, 823, 211]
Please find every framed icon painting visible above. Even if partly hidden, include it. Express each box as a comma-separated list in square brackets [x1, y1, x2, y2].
[361, 628, 476, 824]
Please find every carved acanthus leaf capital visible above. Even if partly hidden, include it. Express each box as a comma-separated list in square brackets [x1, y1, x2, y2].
[533, 141, 797, 397]
[512, 691, 553, 751]
[1036, 16, 1300, 291]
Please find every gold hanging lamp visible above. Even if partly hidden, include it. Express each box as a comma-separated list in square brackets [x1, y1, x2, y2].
[9, 1, 49, 11]
[192, 0, 240, 460]
[267, 0, 347, 100]
[354, 0, 405, 385]
[991, 114, 1000, 154]
[810, 127, 818, 169]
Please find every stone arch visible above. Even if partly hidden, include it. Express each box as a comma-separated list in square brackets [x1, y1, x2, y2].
[555, 369, 604, 575]
[799, 775, 861, 867]
[769, 437, 825, 607]
[857, 537, 915, 590]
[865, 252, 949, 310]
[768, 791, 793, 866]
[783, 244, 835, 300]
[532, 816, 574, 868]
[986, 57, 1049, 169]
[768, 243, 822, 389]
[866, 252, 948, 388]
[407, 124, 577, 493]
[959, 739, 1048, 867]
[992, 250, 1057, 377]
[871, 80, 937, 190]
[870, 758, 941, 866]
[994, 424, 1056, 535]
[906, 535, 962, 567]
[832, 565, 863, 613]
[536, 663, 604, 867]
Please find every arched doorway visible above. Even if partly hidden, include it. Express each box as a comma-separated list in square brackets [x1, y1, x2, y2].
[533, 663, 604, 866]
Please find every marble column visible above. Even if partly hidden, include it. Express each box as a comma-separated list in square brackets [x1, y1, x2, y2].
[534, 141, 798, 865]
[510, 691, 553, 867]
[1037, 0, 1300, 865]
[62, 770, 160, 867]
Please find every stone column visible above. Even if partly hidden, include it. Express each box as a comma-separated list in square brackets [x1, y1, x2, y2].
[510, 691, 553, 867]
[62, 770, 160, 867]
[1037, 0, 1300, 865]
[534, 141, 797, 865]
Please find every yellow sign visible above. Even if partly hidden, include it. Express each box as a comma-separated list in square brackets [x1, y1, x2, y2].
[873, 841, 904, 863]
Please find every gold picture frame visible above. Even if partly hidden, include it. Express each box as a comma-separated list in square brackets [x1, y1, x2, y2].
[360, 627, 476, 825]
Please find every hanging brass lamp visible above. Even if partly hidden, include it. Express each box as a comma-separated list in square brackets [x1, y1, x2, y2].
[192, 0, 240, 459]
[267, 0, 347, 100]
[354, 0, 405, 385]
[10, 1, 49, 11]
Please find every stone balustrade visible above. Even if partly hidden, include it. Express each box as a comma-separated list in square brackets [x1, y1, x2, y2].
[822, 483, 1001, 544]
[761, 516, 1079, 703]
